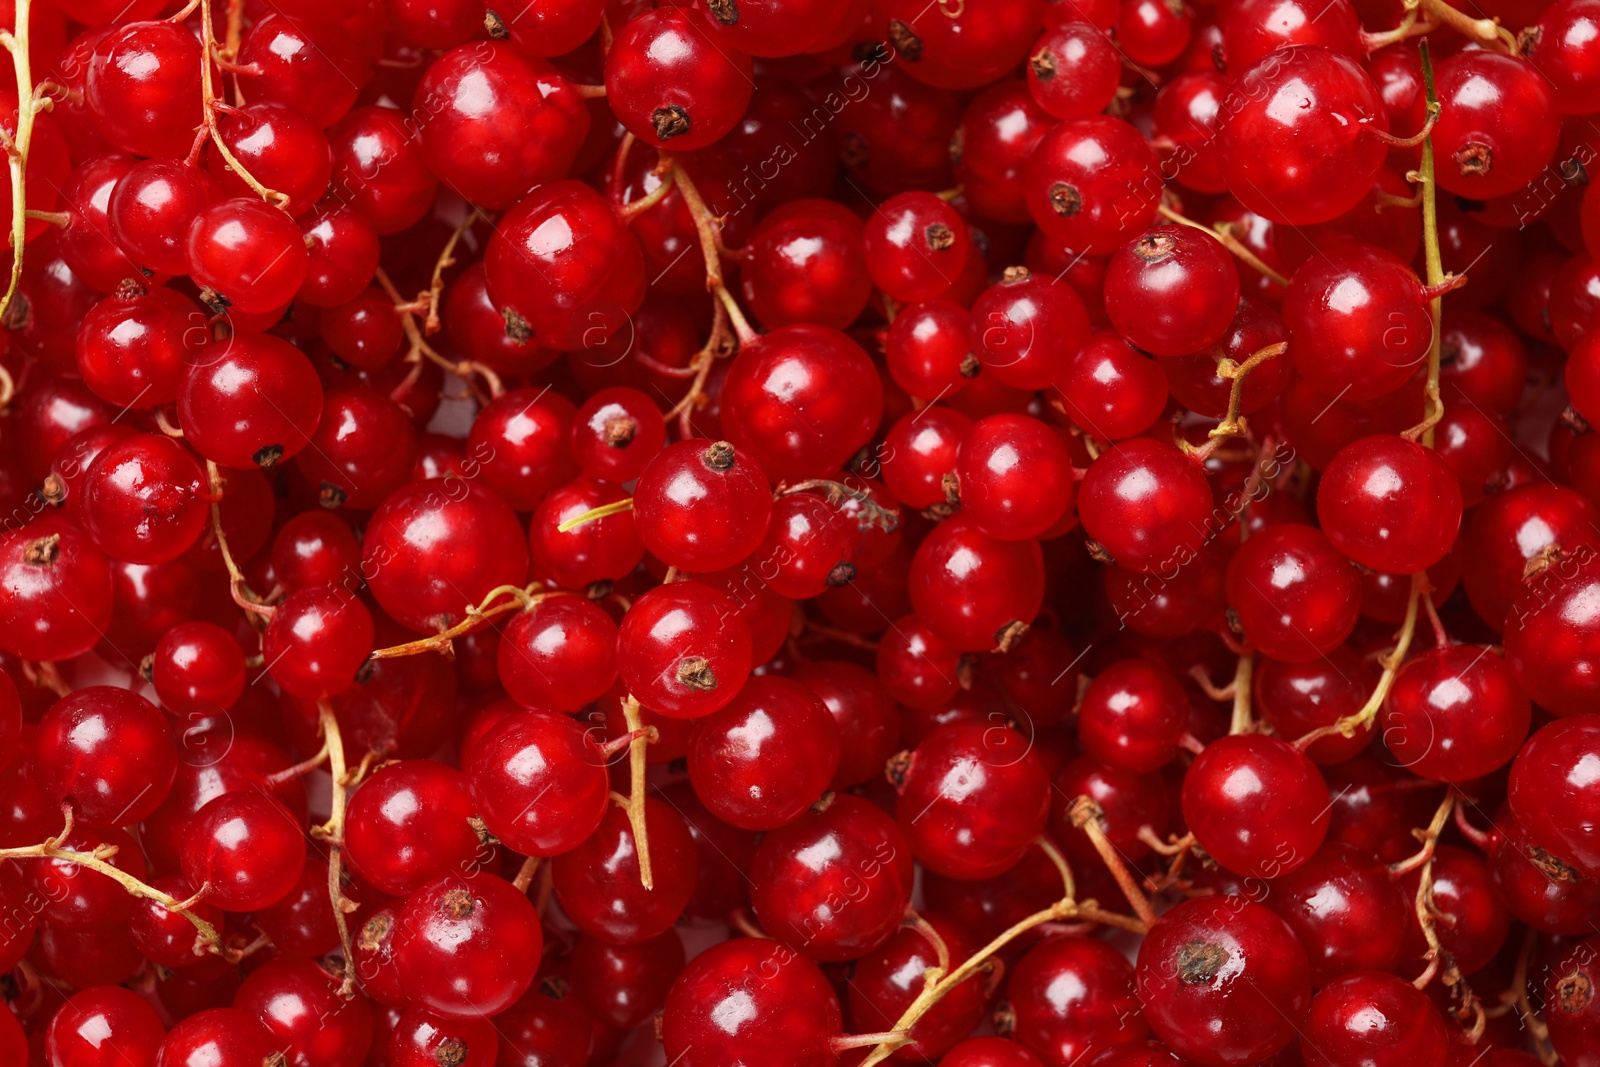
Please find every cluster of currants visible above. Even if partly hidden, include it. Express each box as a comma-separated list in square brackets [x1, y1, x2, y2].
[0, 0, 1597, 1064]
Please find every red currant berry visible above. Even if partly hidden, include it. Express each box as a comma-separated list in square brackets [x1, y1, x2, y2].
[1181, 733, 1329, 878]
[394, 872, 543, 1017]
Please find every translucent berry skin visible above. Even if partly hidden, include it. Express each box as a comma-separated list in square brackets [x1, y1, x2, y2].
[498, 594, 619, 709]
[108, 159, 217, 277]
[181, 790, 307, 911]
[154, 1008, 283, 1067]
[942, 1038, 1051, 1067]
[970, 266, 1093, 390]
[1300, 971, 1447, 1067]
[1318, 435, 1462, 574]
[389, 1007, 498, 1067]
[344, 760, 480, 898]
[1215, 46, 1389, 226]
[1505, 549, 1600, 717]
[1078, 659, 1188, 773]
[208, 102, 331, 217]
[571, 386, 666, 483]
[1182, 733, 1329, 879]
[1542, 934, 1600, 1067]
[394, 872, 542, 1018]
[1462, 484, 1600, 630]
[1431, 52, 1560, 200]
[85, 21, 202, 159]
[1508, 715, 1600, 876]
[748, 793, 912, 961]
[633, 439, 772, 573]
[1487, 806, 1600, 934]
[1134, 896, 1312, 1067]
[362, 480, 529, 634]
[569, 929, 684, 1030]
[1057, 330, 1171, 441]
[297, 202, 379, 306]
[77, 291, 193, 410]
[326, 107, 437, 236]
[35, 686, 175, 827]
[552, 798, 698, 944]
[1528, 0, 1600, 114]
[1282, 244, 1432, 401]
[1105, 226, 1240, 357]
[1024, 116, 1161, 253]
[688, 675, 840, 830]
[1078, 437, 1214, 575]
[179, 333, 324, 470]
[1397, 845, 1507, 976]
[954, 414, 1075, 541]
[464, 387, 577, 513]
[955, 82, 1054, 224]
[1254, 648, 1376, 764]
[296, 387, 417, 510]
[185, 197, 309, 315]
[605, 6, 753, 151]
[234, 957, 373, 1067]
[661, 937, 842, 1067]
[862, 191, 971, 303]
[414, 43, 589, 210]
[895, 721, 1050, 880]
[1261, 841, 1411, 984]
[529, 478, 643, 590]
[881, 407, 970, 509]
[909, 514, 1045, 651]
[1027, 21, 1121, 119]
[464, 709, 609, 856]
[739, 199, 873, 332]
[80, 433, 208, 565]
[46, 983, 165, 1067]
[1382, 645, 1530, 782]
[1225, 523, 1362, 663]
[721, 324, 884, 482]
[262, 586, 374, 700]
[1011, 935, 1147, 1067]
[618, 580, 754, 719]
[484, 179, 646, 352]
[151, 620, 245, 717]
[876, 613, 963, 710]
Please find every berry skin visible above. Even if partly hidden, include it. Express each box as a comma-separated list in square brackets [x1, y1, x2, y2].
[970, 265, 1092, 390]
[953, 414, 1075, 541]
[660, 938, 843, 1067]
[1077, 659, 1189, 773]
[393, 872, 543, 1018]
[262, 586, 374, 700]
[497, 595, 618, 712]
[179, 333, 324, 471]
[1104, 226, 1240, 357]
[1079, 438, 1214, 575]
[344, 759, 483, 898]
[80, 433, 209, 565]
[35, 686, 176, 827]
[1224, 523, 1362, 662]
[1135, 896, 1312, 1067]
[1181, 733, 1330, 880]
[1024, 116, 1161, 253]
[863, 191, 972, 303]
[749, 793, 913, 961]
[1300, 971, 1448, 1067]
[1381, 645, 1530, 782]
[1508, 715, 1600, 876]
[1215, 47, 1390, 226]
[552, 797, 698, 944]
[632, 439, 772, 573]
[908, 513, 1046, 651]
[1318, 435, 1462, 574]
[47, 984, 166, 1067]
[894, 721, 1051, 881]
[617, 581, 754, 719]
[605, 6, 754, 151]
[181, 790, 307, 912]
[464, 709, 610, 857]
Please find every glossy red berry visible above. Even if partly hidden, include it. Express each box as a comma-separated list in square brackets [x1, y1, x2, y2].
[551, 797, 697, 944]
[262, 586, 374, 700]
[605, 6, 754, 152]
[154, 1008, 283, 1067]
[79, 433, 208, 565]
[1508, 715, 1600, 876]
[179, 333, 324, 470]
[953, 413, 1075, 541]
[1135, 896, 1312, 1067]
[85, 21, 202, 159]
[498, 595, 618, 712]
[234, 957, 373, 1067]
[909, 513, 1045, 651]
[1431, 52, 1560, 200]
[633, 440, 772, 572]
[1078, 658, 1188, 773]
[1024, 116, 1160, 253]
[895, 721, 1050, 880]
[35, 685, 175, 827]
[1318, 435, 1462, 574]
[1300, 971, 1447, 1067]
[1011, 935, 1147, 1067]
[394, 872, 542, 1017]
[1181, 733, 1329, 879]
[1225, 523, 1362, 662]
[465, 709, 609, 856]
[1079, 438, 1213, 574]
[1105, 226, 1240, 357]
[618, 580, 754, 719]
[182, 789, 306, 911]
[345, 759, 482, 898]
[1027, 22, 1120, 119]
[863, 191, 972, 303]
[1382, 644, 1530, 781]
[47, 984, 166, 1067]
[1261, 841, 1411, 984]
[970, 266, 1093, 390]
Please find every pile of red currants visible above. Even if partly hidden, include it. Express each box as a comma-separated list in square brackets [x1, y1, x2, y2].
[0, 0, 1598, 1063]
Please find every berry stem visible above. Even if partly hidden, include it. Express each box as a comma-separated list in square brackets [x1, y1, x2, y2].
[0, 806, 224, 959]
[1510, 925, 1560, 1065]
[615, 151, 676, 223]
[205, 460, 278, 624]
[365, 584, 548, 659]
[510, 854, 540, 894]
[776, 479, 901, 533]
[620, 692, 655, 891]
[189, 0, 290, 209]
[1156, 203, 1289, 289]
[669, 158, 727, 289]
[1228, 652, 1254, 734]
[308, 701, 358, 997]
[1207, 342, 1288, 442]
[555, 496, 635, 533]
[374, 266, 505, 400]
[1067, 795, 1161, 928]
[905, 907, 952, 973]
[1407, 41, 1447, 447]
[263, 736, 331, 785]
[1413, 0, 1520, 53]
[1035, 834, 1076, 901]
[0, 0, 38, 326]
[1295, 569, 1428, 749]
